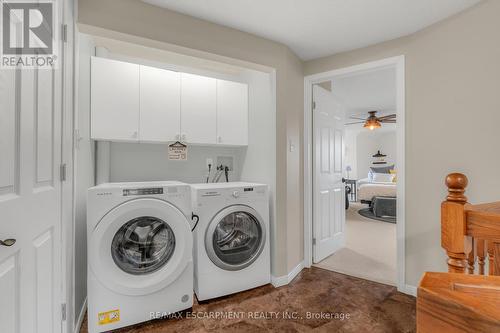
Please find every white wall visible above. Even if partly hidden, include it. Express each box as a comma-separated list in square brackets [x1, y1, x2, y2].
[109, 144, 245, 183]
[356, 129, 397, 179]
[344, 128, 358, 179]
[239, 70, 276, 263]
[239, 70, 275, 189]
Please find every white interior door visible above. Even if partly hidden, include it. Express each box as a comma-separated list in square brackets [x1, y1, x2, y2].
[0, 67, 63, 331]
[312, 85, 346, 263]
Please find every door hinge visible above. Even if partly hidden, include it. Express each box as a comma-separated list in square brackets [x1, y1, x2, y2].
[62, 24, 68, 43]
[61, 303, 67, 321]
[312, 238, 316, 246]
[312, 101, 316, 109]
[60, 164, 67, 182]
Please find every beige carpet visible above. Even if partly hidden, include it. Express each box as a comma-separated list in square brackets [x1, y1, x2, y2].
[314, 202, 397, 286]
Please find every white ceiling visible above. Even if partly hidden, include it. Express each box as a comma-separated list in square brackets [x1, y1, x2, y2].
[143, 0, 480, 60]
[332, 67, 396, 118]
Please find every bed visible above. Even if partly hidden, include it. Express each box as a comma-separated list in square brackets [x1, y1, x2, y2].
[357, 177, 397, 202]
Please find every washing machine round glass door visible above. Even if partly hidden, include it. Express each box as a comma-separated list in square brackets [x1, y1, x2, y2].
[205, 205, 265, 271]
[89, 198, 192, 296]
[111, 216, 176, 275]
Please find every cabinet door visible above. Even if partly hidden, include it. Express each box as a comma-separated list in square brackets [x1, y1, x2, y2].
[216, 80, 248, 145]
[180, 73, 217, 144]
[140, 66, 181, 142]
[91, 57, 140, 141]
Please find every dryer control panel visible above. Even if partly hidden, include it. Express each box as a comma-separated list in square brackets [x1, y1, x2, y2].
[123, 187, 163, 196]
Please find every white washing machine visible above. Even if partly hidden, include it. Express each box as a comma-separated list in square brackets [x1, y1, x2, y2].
[191, 182, 270, 301]
[87, 182, 193, 333]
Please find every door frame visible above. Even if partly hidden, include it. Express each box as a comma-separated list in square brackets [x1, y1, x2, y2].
[303, 55, 408, 293]
[61, 0, 76, 332]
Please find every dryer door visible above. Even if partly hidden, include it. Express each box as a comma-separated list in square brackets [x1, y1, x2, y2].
[205, 205, 266, 271]
[89, 198, 192, 296]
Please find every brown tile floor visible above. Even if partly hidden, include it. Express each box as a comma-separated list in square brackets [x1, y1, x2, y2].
[80, 267, 416, 333]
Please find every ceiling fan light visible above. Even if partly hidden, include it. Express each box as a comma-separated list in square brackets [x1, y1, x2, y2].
[363, 119, 381, 130]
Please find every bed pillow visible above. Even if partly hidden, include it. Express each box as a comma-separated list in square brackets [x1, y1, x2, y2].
[370, 164, 395, 174]
[372, 173, 394, 183]
[389, 169, 397, 182]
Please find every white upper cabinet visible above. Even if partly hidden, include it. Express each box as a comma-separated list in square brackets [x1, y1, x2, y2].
[90, 57, 249, 146]
[140, 65, 181, 142]
[91, 56, 140, 141]
[216, 80, 248, 145]
[180, 73, 217, 144]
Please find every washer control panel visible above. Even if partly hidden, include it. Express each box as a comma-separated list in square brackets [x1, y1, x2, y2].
[123, 187, 163, 196]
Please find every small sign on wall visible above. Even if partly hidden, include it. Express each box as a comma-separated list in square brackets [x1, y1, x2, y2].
[168, 141, 188, 161]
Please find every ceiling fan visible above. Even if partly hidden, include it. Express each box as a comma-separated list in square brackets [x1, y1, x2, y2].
[345, 111, 396, 130]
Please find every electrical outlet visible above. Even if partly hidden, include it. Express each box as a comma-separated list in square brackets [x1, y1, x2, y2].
[206, 158, 213, 169]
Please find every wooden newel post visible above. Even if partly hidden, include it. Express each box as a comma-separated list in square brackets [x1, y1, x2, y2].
[441, 173, 470, 273]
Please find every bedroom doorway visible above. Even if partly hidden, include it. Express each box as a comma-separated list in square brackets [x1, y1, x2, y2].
[304, 56, 409, 293]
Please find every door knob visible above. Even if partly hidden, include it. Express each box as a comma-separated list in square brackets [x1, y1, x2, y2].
[0, 239, 16, 247]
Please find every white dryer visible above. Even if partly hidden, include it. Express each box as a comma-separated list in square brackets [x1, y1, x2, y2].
[87, 182, 193, 333]
[191, 182, 270, 301]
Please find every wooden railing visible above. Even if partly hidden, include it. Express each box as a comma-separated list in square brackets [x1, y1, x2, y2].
[417, 173, 500, 333]
[441, 173, 500, 275]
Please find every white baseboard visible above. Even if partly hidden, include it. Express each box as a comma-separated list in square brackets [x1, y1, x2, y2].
[74, 297, 87, 333]
[272, 261, 417, 297]
[271, 261, 304, 288]
[271, 274, 288, 287]
[400, 284, 417, 297]
[288, 261, 304, 283]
